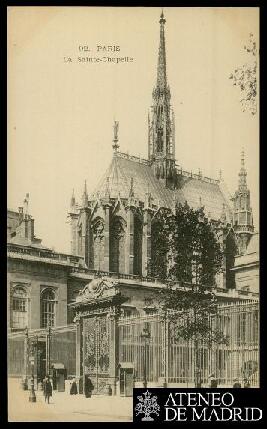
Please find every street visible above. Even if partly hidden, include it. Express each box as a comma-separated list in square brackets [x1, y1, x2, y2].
[8, 379, 133, 422]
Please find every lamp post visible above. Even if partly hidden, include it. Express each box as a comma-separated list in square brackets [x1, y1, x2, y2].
[21, 327, 28, 390]
[28, 350, 36, 402]
[140, 326, 151, 389]
[46, 320, 52, 378]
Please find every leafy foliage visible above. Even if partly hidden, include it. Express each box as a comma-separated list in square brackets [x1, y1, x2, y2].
[149, 207, 171, 281]
[229, 33, 257, 115]
[149, 202, 228, 385]
[149, 202, 223, 288]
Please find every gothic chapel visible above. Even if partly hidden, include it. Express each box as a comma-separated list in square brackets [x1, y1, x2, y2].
[7, 11, 259, 394]
[68, 12, 255, 291]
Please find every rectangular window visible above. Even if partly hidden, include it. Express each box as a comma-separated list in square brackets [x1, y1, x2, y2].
[12, 310, 27, 329]
[41, 301, 55, 328]
[12, 298, 26, 312]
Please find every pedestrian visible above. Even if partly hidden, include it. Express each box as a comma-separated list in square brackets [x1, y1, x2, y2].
[233, 378, 241, 388]
[44, 377, 53, 404]
[42, 375, 48, 396]
[70, 378, 78, 395]
[243, 377, 250, 388]
[209, 373, 218, 388]
[84, 374, 94, 398]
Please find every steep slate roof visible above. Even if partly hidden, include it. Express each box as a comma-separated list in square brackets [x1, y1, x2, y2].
[181, 177, 232, 221]
[91, 153, 233, 222]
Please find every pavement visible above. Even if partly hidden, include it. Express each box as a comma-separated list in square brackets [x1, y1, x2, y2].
[8, 378, 133, 422]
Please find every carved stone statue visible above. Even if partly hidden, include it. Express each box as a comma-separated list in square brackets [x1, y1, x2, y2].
[76, 278, 118, 302]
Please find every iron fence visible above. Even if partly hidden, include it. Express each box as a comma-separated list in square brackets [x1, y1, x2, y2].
[118, 300, 259, 387]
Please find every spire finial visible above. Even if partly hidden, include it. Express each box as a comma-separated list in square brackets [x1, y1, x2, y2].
[159, 9, 166, 24]
[238, 148, 247, 190]
[82, 180, 88, 207]
[241, 147, 245, 167]
[129, 177, 134, 198]
[219, 169, 223, 181]
[112, 120, 119, 152]
[70, 188, 75, 207]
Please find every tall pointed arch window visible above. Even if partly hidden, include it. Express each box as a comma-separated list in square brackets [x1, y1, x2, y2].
[110, 216, 126, 274]
[156, 127, 164, 152]
[225, 232, 237, 289]
[12, 286, 28, 330]
[41, 289, 56, 328]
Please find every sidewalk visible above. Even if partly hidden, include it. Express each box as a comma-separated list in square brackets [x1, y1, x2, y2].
[8, 379, 133, 422]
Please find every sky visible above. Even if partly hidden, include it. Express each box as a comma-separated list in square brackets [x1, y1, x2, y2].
[7, 6, 259, 253]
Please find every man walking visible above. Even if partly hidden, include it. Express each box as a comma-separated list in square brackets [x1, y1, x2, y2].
[44, 376, 53, 404]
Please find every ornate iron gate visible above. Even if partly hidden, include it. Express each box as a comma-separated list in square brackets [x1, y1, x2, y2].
[83, 315, 110, 393]
[118, 300, 259, 387]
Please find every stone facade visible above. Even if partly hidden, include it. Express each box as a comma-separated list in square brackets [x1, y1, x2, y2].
[232, 233, 259, 294]
[7, 203, 84, 333]
[67, 13, 258, 295]
[7, 12, 259, 386]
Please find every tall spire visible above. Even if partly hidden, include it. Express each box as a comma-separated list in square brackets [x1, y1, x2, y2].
[233, 148, 254, 254]
[238, 148, 247, 190]
[148, 10, 175, 189]
[157, 10, 167, 89]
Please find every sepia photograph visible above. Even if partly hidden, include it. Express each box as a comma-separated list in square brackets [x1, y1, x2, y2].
[7, 6, 259, 422]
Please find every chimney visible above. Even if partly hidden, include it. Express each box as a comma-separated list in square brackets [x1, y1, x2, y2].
[16, 194, 35, 241]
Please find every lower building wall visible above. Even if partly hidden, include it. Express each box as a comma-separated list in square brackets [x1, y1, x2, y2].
[235, 266, 259, 294]
[8, 337, 25, 377]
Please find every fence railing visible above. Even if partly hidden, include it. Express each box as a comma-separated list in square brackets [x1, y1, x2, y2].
[7, 243, 82, 266]
[118, 300, 259, 387]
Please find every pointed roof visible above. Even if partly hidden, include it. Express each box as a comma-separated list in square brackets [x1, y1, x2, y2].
[238, 148, 248, 191]
[157, 10, 167, 89]
[82, 180, 88, 207]
[91, 153, 173, 207]
[90, 152, 233, 221]
[70, 189, 76, 207]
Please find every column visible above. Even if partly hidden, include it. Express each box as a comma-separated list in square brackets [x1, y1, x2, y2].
[80, 209, 89, 263]
[45, 328, 51, 377]
[84, 209, 91, 268]
[108, 308, 120, 395]
[142, 210, 152, 277]
[23, 329, 29, 387]
[103, 205, 110, 272]
[125, 209, 134, 274]
[164, 316, 169, 387]
[76, 319, 83, 393]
